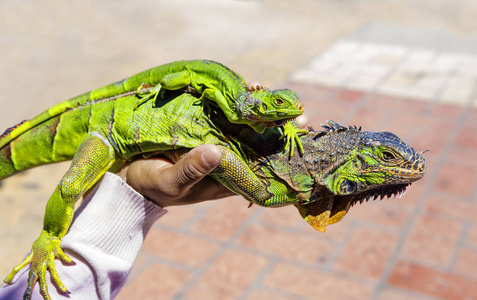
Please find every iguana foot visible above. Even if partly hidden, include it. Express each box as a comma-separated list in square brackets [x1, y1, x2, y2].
[194, 93, 216, 118]
[135, 83, 161, 109]
[4, 231, 73, 300]
[280, 121, 307, 157]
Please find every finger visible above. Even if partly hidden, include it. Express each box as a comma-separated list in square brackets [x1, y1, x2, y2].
[296, 115, 308, 128]
[125, 157, 173, 196]
[185, 176, 236, 203]
[247, 81, 262, 90]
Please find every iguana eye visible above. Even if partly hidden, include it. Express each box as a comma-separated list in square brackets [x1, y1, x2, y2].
[382, 151, 397, 161]
[274, 98, 284, 106]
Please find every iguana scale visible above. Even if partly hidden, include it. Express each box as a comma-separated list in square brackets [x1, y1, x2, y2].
[0, 59, 305, 156]
[0, 67, 426, 300]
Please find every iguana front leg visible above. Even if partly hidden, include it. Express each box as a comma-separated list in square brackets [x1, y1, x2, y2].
[160, 72, 238, 122]
[135, 83, 162, 109]
[4, 132, 116, 300]
[136, 70, 193, 110]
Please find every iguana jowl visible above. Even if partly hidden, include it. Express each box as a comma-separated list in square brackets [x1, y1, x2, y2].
[0, 68, 426, 300]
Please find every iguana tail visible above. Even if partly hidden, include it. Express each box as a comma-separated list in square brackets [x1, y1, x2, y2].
[0, 66, 157, 151]
[0, 68, 150, 180]
[0, 105, 91, 180]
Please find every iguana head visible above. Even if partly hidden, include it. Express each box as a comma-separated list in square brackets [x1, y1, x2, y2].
[294, 121, 427, 232]
[236, 87, 304, 132]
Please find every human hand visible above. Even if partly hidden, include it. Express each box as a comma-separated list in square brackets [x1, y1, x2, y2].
[117, 144, 234, 207]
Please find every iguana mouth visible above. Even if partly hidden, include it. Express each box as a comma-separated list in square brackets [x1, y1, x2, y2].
[298, 183, 411, 232]
[266, 117, 295, 127]
[347, 183, 410, 208]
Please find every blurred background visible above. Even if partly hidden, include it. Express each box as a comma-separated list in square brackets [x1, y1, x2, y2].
[1, 0, 476, 299]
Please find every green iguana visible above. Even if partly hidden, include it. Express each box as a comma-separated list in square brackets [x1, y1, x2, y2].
[0, 73, 426, 300]
[0, 59, 305, 158]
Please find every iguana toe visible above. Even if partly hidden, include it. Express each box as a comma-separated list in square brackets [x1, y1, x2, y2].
[280, 121, 307, 157]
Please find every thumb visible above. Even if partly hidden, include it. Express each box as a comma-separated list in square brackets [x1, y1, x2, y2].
[171, 144, 222, 189]
[124, 144, 224, 207]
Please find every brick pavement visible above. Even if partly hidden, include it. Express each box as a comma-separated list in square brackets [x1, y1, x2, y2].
[1, 3, 476, 297]
[115, 40, 477, 300]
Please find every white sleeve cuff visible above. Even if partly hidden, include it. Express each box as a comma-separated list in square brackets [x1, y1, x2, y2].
[62, 172, 167, 263]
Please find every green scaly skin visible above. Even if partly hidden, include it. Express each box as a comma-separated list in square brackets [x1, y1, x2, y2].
[0, 87, 426, 300]
[0, 59, 305, 157]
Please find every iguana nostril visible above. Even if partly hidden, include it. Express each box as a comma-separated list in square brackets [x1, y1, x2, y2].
[419, 162, 426, 172]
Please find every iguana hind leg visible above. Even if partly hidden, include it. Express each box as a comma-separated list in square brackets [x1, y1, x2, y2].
[4, 132, 116, 300]
[212, 146, 292, 207]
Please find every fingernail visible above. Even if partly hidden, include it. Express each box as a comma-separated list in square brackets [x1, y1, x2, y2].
[201, 147, 221, 167]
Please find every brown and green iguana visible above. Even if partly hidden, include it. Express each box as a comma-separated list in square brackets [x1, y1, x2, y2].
[0, 65, 426, 300]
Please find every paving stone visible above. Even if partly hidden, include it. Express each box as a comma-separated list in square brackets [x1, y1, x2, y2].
[454, 248, 477, 280]
[332, 226, 400, 280]
[388, 261, 477, 300]
[258, 205, 302, 228]
[448, 145, 477, 168]
[455, 125, 477, 149]
[158, 205, 204, 229]
[401, 214, 463, 267]
[116, 263, 192, 300]
[378, 288, 436, 300]
[190, 196, 255, 241]
[434, 162, 477, 199]
[335, 89, 365, 103]
[425, 194, 477, 223]
[142, 228, 220, 267]
[291, 38, 477, 107]
[428, 103, 465, 121]
[466, 224, 477, 249]
[410, 121, 455, 158]
[245, 289, 292, 300]
[345, 75, 381, 91]
[346, 106, 390, 131]
[263, 262, 375, 299]
[237, 223, 335, 266]
[346, 200, 411, 229]
[183, 249, 268, 300]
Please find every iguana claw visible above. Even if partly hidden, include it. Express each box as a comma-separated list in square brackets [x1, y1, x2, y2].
[5, 231, 73, 300]
[280, 121, 307, 157]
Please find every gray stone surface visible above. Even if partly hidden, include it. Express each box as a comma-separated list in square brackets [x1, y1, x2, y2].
[349, 22, 477, 54]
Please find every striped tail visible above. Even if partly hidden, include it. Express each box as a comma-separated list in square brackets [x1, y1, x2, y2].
[0, 114, 66, 180]
[0, 65, 158, 151]
[0, 100, 95, 180]
[0, 63, 168, 180]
